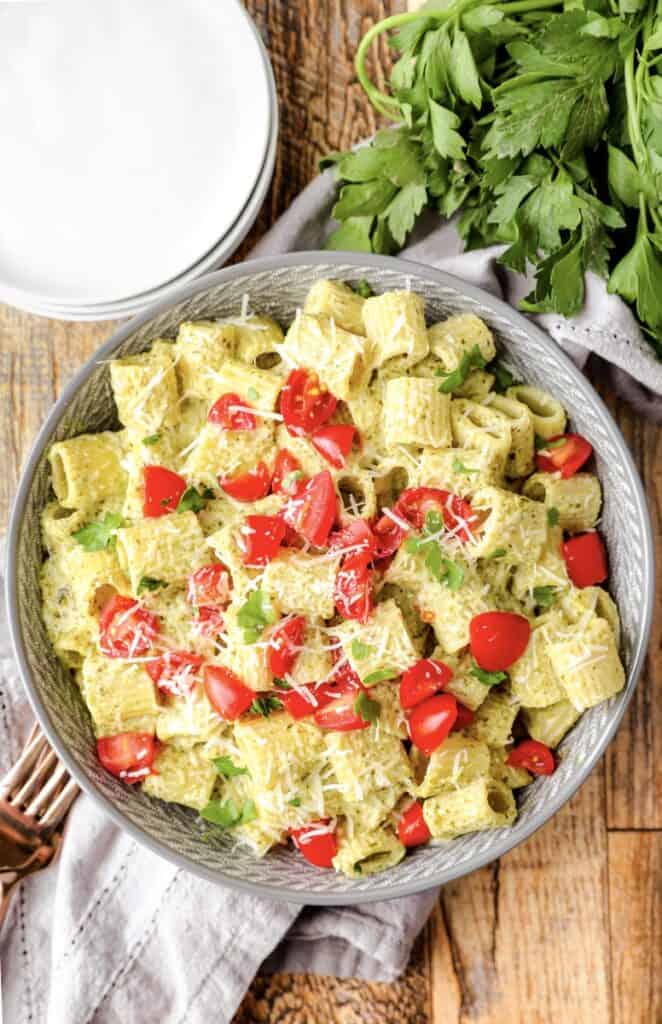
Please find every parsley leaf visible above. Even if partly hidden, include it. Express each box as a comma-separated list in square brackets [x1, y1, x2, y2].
[141, 434, 161, 446]
[137, 576, 166, 594]
[72, 513, 122, 552]
[353, 690, 382, 724]
[237, 589, 276, 644]
[351, 639, 373, 660]
[485, 548, 507, 560]
[533, 585, 557, 609]
[362, 667, 398, 685]
[354, 279, 374, 298]
[471, 665, 507, 687]
[452, 456, 479, 475]
[491, 362, 519, 393]
[437, 345, 487, 393]
[201, 798, 257, 828]
[177, 485, 215, 513]
[288, 797, 302, 807]
[212, 756, 249, 778]
[547, 507, 560, 527]
[249, 695, 283, 718]
[273, 677, 291, 691]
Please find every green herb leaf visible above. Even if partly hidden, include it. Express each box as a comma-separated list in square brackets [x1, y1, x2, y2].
[547, 507, 560, 527]
[485, 548, 507, 560]
[535, 435, 566, 451]
[452, 456, 479, 475]
[354, 279, 374, 298]
[72, 513, 122, 552]
[351, 639, 373, 660]
[492, 362, 519, 393]
[249, 695, 283, 718]
[533, 585, 557, 609]
[200, 799, 240, 827]
[246, 387, 260, 401]
[288, 797, 302, 807]
[137, 576, 166, 594]
[237, 589, 277, 644]
[608, 212, 662, 333]
[177, 485, 215, 513]
[424, 510, 444, 535]
[238, 799, 257, 825]
[470, 665, 507, 687]
[404, 535, 422, 554]
[437, 345, 487, 393]
[353, 690, 382, 724]
[212, 756, 249, 778]
[273, 677, 292, 691]
[141, 434, 161, 446]
[362, 667, 398, 685]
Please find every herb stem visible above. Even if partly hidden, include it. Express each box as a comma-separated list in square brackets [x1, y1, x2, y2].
[495, 0, 560, 13]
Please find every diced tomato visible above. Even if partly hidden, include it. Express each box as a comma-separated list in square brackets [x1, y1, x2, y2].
[373, 510, 409, 558]
[536, 433, 592, 479]
[272, 449, 305, 495]
[219, 461, 271, 502]
[99, 595, 160, 658]
[145, 650, 203, 696]
[452, 702, 475, 731]
[408, 694, 458, 755]
[398, 800, 431, 848]
[282, 470, 337, 547]
[193, 605, 225, 638]
[143, 465, 187, 518]
[314, 691, 370, 731]
[186, 563, 232, 608]
[329, 644, 363, 690]
[399, 658, 453, 710]
[290, 820, 338, 868]
[328, 518, 377, 562]
[268, 615, 306, 677]
[334, 555, 374, 623]
[97, 732, 159, 783]
[312, 425, 357, 469]
[469, 611, 531, 672]
[396, 487, 481, 543]
[507, 739, 556, 776]
[241, 514, 287, 567]
[562, 532, 608, 588]
[278, 681, 339, 719]
[208, 392, 256, 431]
[203, 665, 255, 720]
[280, 368, 337, 437]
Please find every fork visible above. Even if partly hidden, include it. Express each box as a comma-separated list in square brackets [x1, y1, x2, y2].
[0, 725, 79, 929]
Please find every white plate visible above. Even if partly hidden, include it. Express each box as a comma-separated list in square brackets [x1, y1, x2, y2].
[0, 0, 272, 307]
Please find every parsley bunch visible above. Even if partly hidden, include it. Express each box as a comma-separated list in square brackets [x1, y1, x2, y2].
[324, 0, 662, 352]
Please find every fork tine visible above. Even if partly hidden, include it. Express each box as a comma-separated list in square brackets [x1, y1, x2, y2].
[39, 778, 79, 830]
[0, 733, 50, 800]
[11, 750, 58, 808]
[26, 762, 69, 819]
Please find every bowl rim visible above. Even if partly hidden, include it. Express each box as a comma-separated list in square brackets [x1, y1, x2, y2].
[6, 251, 655, 905]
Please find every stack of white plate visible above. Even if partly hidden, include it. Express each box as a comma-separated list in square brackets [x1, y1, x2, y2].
[0, 0, 277, 321]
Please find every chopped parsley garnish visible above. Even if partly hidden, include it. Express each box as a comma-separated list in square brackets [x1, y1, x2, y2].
[353, 690, 381, 723]
[533, 585, 557, 609]
[437, 345, 487, 394]
[246, 386, 260, 401]
[362, 667, 398, 685]
[212, 756, 249, 778]
[249, 695, 283, 717]
[137, 576, 166, 594]
[237, 589, 277, 644]
[177, 485, 215, 513]
[200, 798, 257, 828]
[282, 469, 303, 492]
[404, 511, 463, 589]
[72, 513, 122, 552]
[547, 506, 560, 527]
[354, 279, 374, 298]
[470, 665, 507, 687]
[535, 435, 566, 452]
[288, 796, 302, 807]
[273, 677, 291, 691]
[485, 548, 507, 560]
[351, 639, 373, 660]
[452, 456, 479, 475]
[141, 433, 161, 446]
[491, 362, 519, 394]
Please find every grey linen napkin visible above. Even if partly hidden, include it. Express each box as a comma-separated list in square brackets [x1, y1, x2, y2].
[253, 169, 662, 421]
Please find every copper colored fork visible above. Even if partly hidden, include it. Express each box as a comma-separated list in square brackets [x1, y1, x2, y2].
[0, 725, 79, 929]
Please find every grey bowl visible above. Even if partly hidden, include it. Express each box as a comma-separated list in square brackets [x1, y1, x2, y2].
[6, 253, 654, 905]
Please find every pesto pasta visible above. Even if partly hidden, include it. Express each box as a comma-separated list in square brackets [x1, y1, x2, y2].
[40, 281, 625, 877]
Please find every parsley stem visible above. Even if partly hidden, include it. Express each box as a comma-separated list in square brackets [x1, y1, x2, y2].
[495, 0, 560, 12]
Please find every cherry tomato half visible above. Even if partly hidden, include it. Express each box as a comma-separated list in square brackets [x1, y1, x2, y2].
[311, 425, 357, 469]
[452, 702, 475, 731]
[97, 732, 159, 783]
[241, 514, 287, 567]
[314, 691, 370, 732]
[203, 665, 255, 720]
[208, 392, 256, 431]
[372, 510, 409, 558]
[290, 820, 338, 868]
[397, 487, 482, 543]
[268, 615, 306, 677]
[186, 563, 232, 608]
[536, 433, 592, 479]
[562, 532, 608, 588]
[143, 465, 187, 518]
[470, 611, 531, 672]
[193, 605, 225, 638]
[507, 739, 556, 776]
[99, 595, 160, 658]
[272, 449, 304, 495]
[278, 681, 340, 720]
[397, 801, 431, 848]
[334, 556, 374, 623]
[280, 369, 337, 437]
[145, 650, 204, 696]
[328, 518, 377, 562]
[283, 470, 337, 547]
[399, 658, 453, 710]
[219, 461, 271, 502]
[408, 694, 458, 755]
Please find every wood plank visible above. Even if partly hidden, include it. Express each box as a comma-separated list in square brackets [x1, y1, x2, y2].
[608, 831, 662, 1024]
[428, 770, 611, 1023]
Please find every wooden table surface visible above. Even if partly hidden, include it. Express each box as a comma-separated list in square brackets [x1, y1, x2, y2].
[1, 2, 660, 1022]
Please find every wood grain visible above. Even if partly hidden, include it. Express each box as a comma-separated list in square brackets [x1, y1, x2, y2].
[0, 2, 659, 1023]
